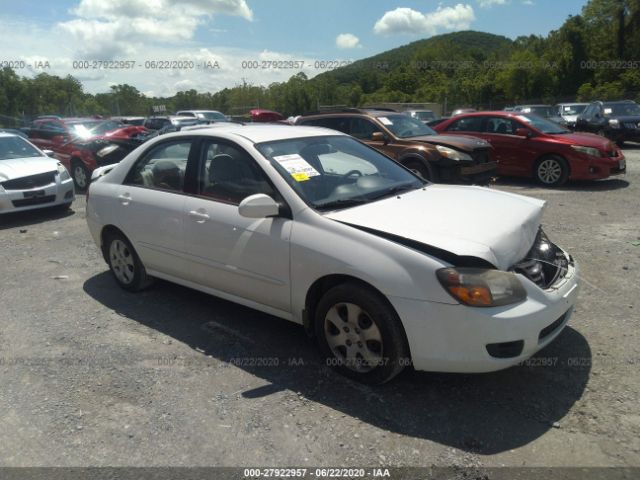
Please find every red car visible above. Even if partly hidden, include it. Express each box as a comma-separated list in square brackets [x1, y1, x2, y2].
[26, 118, 148, 190]
[433, 111, 626, 186]
[250, 109, 284, 123]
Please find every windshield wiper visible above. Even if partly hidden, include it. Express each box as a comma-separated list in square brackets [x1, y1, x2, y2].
[315, 198, 369, 211]
[367, 183, 421, 201]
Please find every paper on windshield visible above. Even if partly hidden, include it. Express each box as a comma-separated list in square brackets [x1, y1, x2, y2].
[378, 117, 393, 125]
[604, 108, 613, 115]
[273, 154, 320, 182]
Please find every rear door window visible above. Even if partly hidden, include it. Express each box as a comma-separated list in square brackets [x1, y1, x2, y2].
[446, 117, 484, 132]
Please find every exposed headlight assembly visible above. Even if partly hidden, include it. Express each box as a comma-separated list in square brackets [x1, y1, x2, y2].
[57, 162, 71, 181]
[571, 145, 602, 157]
[608, 119, 620, 129]
[436, 145, 472, 161]
[437, 268, 527, 307]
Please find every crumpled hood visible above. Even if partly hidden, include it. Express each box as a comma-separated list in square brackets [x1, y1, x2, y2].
[325, 184, 545, 270]
[408, 134, 491, 152]
[0, 157, 59, 182]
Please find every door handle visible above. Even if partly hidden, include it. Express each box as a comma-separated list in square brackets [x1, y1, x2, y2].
[188, 209, 210, 223]
[118, 193, 131, 205]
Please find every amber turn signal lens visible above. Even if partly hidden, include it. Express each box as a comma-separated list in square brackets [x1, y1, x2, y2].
[448, 286, 493, 307]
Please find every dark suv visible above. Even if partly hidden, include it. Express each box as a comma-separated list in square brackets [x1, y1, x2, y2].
[576, 100, 640, 146]
[295, 109, 496, 183]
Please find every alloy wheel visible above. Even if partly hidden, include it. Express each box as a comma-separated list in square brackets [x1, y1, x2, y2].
[324, 302, 383, 373]
[109, 239, 135, 285]
[537, 159, 562, 184]
[74, 165, 87, 189]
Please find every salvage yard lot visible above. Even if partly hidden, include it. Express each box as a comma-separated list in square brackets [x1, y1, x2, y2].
[1, 147, 639, 468]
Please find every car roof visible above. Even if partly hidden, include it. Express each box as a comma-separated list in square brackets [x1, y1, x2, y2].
[166, 123, 344, 144]
[602, 100, 637, 105]
[301, 109, 404, 118]
[177, 110, 223, 113]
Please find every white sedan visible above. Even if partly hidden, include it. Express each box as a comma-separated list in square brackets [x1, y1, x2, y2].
[86, 124, 579, 384]
[0, 133, 74, 214]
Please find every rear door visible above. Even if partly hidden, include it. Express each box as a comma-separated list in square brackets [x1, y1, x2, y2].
[114, 138, 196, 277]
[181, 138, 292, 312]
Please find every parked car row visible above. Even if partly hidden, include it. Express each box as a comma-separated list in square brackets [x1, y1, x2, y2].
[294, 107, 626, 187]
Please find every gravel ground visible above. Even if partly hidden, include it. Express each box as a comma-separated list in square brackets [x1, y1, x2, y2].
[1, 146, 639, 469]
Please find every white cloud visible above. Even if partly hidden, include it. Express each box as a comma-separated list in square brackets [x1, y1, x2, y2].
[58, 0, 253, 59]
[336, 33, 361, 49]
[477, 0, 509, 8]
[373, 4, 476, 36]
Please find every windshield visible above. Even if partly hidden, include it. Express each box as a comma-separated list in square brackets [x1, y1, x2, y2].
[197, 111, 227, 121]
[560, 105, 587, 115]
[516, 114, 569, 134]
[380, 115, 437, 138]
[604, 103, 640, 116]
[69, 120, 122, 138]
[0, 136, 43, 160]
[256, 135, 424, 211]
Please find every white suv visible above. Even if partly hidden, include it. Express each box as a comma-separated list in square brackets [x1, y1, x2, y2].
[86, 124, 579, 384]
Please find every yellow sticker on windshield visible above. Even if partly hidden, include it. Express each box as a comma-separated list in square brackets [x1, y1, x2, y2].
[291, 172, 310, 182]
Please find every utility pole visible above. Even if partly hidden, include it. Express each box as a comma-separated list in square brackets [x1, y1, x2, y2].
[618, 0, 626, 59]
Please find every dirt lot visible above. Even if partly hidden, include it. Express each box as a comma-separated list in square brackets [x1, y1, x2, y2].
[1, 146, 639, 470]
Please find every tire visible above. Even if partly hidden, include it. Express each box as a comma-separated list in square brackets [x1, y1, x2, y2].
[534, 155, 569, 187]
[314, 283, 410, 384]
[71, 160, 89, 191]
[616, 140, 625, 148]
[104, 231, 153, 292]
[404, 159, 435, 182]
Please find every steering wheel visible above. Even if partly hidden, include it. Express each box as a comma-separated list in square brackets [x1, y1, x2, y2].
[342, 169, 363, 178]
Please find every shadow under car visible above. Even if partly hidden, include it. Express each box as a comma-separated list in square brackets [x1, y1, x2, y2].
[83, 272, 591, 455]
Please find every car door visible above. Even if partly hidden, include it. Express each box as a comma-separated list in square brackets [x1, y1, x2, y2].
[182, 138, 292, 312]
[481, 116, 534, 175]
[115, 138, 195, 277]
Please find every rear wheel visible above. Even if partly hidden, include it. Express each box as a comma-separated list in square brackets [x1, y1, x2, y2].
[104, 231, 153, 292]
[71, 160, 89, 191]
[534, 155, 569, 187]
[314, 283, 409, 384]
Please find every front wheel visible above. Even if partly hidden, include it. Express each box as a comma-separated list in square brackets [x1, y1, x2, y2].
[104, 231, 153, 292]
[314, 283, 409, 384]
[404, 159, 434, 182]
[534, 155, 569, 187]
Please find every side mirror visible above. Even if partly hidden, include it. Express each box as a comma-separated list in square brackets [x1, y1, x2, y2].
[515, 128, 532, 138]
[238, 193, 280, 218]
[42, 149, 55, 157]
[371, 131, 387, 143]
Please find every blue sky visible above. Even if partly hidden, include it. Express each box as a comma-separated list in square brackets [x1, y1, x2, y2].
[0, 0, 589, 95]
